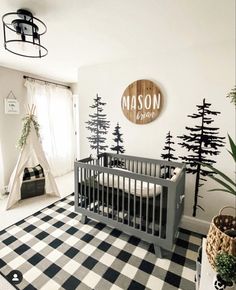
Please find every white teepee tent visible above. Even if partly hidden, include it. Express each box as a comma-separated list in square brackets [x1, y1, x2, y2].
[6, 105, 60, 210]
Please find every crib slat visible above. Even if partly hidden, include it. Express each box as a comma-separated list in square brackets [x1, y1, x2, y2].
[117, 176, 120, 222]
[102, 172, 104, 216]
[84, 168, 87, 209]
[107, 173, 109, 217]
[145, 162, 147, 175]
[122, 177, 125, 224]
[112, 174, 114, 219]
[88, 169, 91, 210]
[93, 169, 95, 212]
[134, 179, 136, 228]
[159, 188, 163, 238]
[146, 182, 149, 232]
[140, 181, 143, 230]
[128, 178, 131, 226]
[152, 184, 156, 235]
[80, 168, 83, 207]
[97, 171, 100, 214]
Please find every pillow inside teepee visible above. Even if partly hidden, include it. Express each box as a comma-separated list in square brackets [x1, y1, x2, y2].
[22, 164, 45, 181]
[21, 164, 45, 200]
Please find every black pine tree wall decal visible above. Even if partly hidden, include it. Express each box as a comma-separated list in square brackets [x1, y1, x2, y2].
[86, 94, 110, 157]
[161, 131, 177, 178]
[178, 98, 225, 217]
[161, 131, 178, 161]
[110, 123, 125, 154]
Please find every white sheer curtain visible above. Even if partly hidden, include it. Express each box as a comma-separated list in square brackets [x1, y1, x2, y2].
[25, 80, 75, 176]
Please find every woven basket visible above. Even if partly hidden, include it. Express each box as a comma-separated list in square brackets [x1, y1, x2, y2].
[206, 206, 236, 270]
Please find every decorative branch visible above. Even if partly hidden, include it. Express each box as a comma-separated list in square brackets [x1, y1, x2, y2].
[18, 114, 40, 149]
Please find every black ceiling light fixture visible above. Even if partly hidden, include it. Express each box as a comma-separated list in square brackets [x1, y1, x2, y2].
[2, 9, 48, 58]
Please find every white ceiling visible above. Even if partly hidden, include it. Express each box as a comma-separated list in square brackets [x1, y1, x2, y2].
[0, 0, 235, 83]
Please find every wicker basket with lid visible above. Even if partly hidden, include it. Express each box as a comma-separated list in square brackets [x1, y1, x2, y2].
[206, 206, 236, 269]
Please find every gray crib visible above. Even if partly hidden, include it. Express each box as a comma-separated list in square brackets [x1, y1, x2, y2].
[74, 153, 185, 257]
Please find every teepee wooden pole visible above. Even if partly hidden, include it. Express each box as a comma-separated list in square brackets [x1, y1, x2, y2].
[24, 104, 37, 116]
[24, 105, 28, 114]
[27, 104, 31, 115]
[32, 104, 36, 115]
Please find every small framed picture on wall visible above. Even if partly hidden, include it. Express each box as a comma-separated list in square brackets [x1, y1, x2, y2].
[4, 91, 20, 114]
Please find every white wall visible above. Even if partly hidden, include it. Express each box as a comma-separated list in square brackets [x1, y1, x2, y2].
[77, 41, 235, 233]
[0, 67, 25, 187]
[0, 66, 72, 190]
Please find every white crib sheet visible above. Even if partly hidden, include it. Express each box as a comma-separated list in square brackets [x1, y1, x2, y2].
[96, 167, 182, 197]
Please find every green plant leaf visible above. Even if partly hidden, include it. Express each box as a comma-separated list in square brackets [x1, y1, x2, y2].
[227, 134, 236, 162]
[210, 175, 236, 195]
[201, 163, 236, 187]
[209, 188, 235, 194]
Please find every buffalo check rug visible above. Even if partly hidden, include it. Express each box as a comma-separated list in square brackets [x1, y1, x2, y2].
[0, 194, 202, 290]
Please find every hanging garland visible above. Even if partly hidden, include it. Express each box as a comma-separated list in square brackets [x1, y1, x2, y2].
[17, 115, 40, 148]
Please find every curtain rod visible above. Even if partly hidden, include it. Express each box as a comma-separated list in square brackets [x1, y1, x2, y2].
[23, 75, 70, 89]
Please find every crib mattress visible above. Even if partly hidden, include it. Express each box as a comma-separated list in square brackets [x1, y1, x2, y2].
[96, 172, 161, 197]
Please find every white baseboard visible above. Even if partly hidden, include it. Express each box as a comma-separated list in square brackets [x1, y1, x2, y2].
[180, 215, 210, 235]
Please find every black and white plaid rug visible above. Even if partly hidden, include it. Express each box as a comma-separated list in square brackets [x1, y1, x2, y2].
[0, 194, 202, 290]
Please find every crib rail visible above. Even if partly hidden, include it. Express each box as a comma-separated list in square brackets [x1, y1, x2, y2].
[75, 153, 185, 252]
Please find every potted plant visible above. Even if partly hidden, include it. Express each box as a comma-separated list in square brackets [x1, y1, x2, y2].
[226, 86, 236, 106]
[213, 252, 236, 289]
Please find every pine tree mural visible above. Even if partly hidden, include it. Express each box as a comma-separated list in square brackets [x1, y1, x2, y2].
[161, 131, 178, 161]
[110, 123, 125, 154]
[178, 98, 225, 217]
[86, 94, 110, 157]
[110, 123, 125, 167]
[161, 131, 178, 178]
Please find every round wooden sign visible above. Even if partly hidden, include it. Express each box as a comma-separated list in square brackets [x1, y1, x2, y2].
[121, 79, 162, 124]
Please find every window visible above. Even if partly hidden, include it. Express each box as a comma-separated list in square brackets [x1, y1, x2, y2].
[25, 80, 75, 176]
